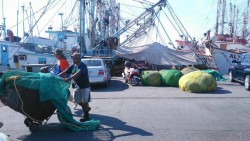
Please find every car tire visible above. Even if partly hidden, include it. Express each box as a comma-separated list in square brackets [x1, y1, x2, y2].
[229, 70, 235, 82]
[244, 75, 250, 91]
[103, 80, 109, 88]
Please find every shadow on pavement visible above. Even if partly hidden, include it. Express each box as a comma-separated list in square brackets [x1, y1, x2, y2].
[91, 79, 129, 92]
[18, 114, 152, 141]
[192, 87, 232, 94]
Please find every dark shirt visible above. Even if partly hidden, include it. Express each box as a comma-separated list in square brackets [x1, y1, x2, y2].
[65, 62, 90, 89]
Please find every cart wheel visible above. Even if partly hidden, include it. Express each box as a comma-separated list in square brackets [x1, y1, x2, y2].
[24, 118, 32, 127]
[29, 123, 39, 132]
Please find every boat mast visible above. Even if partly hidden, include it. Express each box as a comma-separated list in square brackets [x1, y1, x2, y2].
[232, 4, 236, 36]
[17, 0, 20, 37]
[221, 0, 226, 35]
[242, 0, 249, 38]
[1, 0, 6, 39]
[29, 2, 33, 37]
[79, 0, 86, 56]
[229, 2, 233, 35]
[90, 0, 95, 49]
[22, 5, 25, 36]
[215, 0, 221, 36]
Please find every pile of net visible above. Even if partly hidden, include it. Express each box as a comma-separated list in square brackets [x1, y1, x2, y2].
[179, 71, 217, 93]
[159, 70, 183, 87]
[0, 70, 100, 131]
[202, 70, 226, 81]
[140, 71, 161, 86]
[181, 67, 199, 75]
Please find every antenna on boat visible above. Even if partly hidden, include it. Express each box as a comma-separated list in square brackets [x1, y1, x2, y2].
[58, 12, 64, 31]
[1, 0, 6, 39]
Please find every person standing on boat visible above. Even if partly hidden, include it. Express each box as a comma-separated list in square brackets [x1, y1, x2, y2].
[54, 49, 69, 78]
[58, 52, 91, 122]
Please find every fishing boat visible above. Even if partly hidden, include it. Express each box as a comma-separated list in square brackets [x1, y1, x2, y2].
[0, 33, 58, 72]
[0, 1, 85, 73]
[0, 0, 217, 75]
[202, 0, 250, 74]
[0, 1, 60, 73]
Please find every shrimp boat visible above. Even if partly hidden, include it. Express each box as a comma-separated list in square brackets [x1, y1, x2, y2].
[0, 0, 218, 75]
[0, 1, 84, 73]
[203, 0, 250, 74]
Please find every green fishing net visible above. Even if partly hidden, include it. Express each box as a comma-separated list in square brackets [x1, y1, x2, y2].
[202, 69, 226, 81]
[0, 70, 100, 131]
[140, 71, 162, 86]
[159, 70, 183, 87]
[179, 71, 217, 93]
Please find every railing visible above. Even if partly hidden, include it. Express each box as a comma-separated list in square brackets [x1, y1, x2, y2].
[84, 49, 116, 59]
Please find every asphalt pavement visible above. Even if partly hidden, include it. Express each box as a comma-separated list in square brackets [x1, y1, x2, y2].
[0, 76, 250, 141]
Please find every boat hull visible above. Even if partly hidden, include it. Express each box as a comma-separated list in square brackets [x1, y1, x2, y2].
[0, 40, 56, 72]
[210, 47, 243, 74]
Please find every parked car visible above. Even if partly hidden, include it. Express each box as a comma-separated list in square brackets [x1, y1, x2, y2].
[81, 58, 111, 87]
[228, 53, 250, 91]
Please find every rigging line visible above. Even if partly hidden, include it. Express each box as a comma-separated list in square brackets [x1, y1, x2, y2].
[165, 1, 193, 43]
[154, 9, 175, 49]
[63, 19, 78, 30]
[198, 0, 216, 35]
[29, 2, 40, 37]
[25, 9, 30, 34]
[119, 3, 145, 9]
[34, 0, 65, 33]
[144, 28, 156, 45]
[8, 0, 58, 30]
[129, 13, 160, 44]
[8, 1, 57, 58]
[161, 9, 181, 36]
[7, 1, 60, 59]
[119, 2, 144, 18]
[119, 9, 138, 18]
[120, 14, 157, 47]
[39, 1, 67, 33]
[164, 3, 185, 37]
[64, 0, 78, 27]
[154, 15, 167, 45]
[132, 0, 154, 5]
